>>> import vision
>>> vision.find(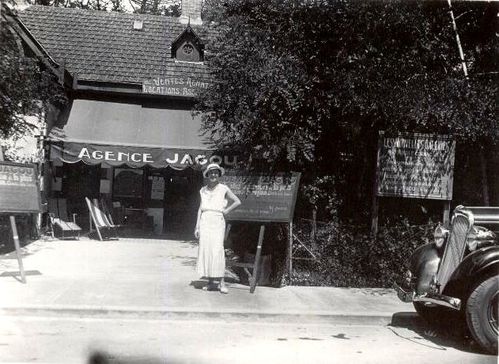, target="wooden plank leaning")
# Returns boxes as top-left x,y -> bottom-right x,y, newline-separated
225,223 -> 266,294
